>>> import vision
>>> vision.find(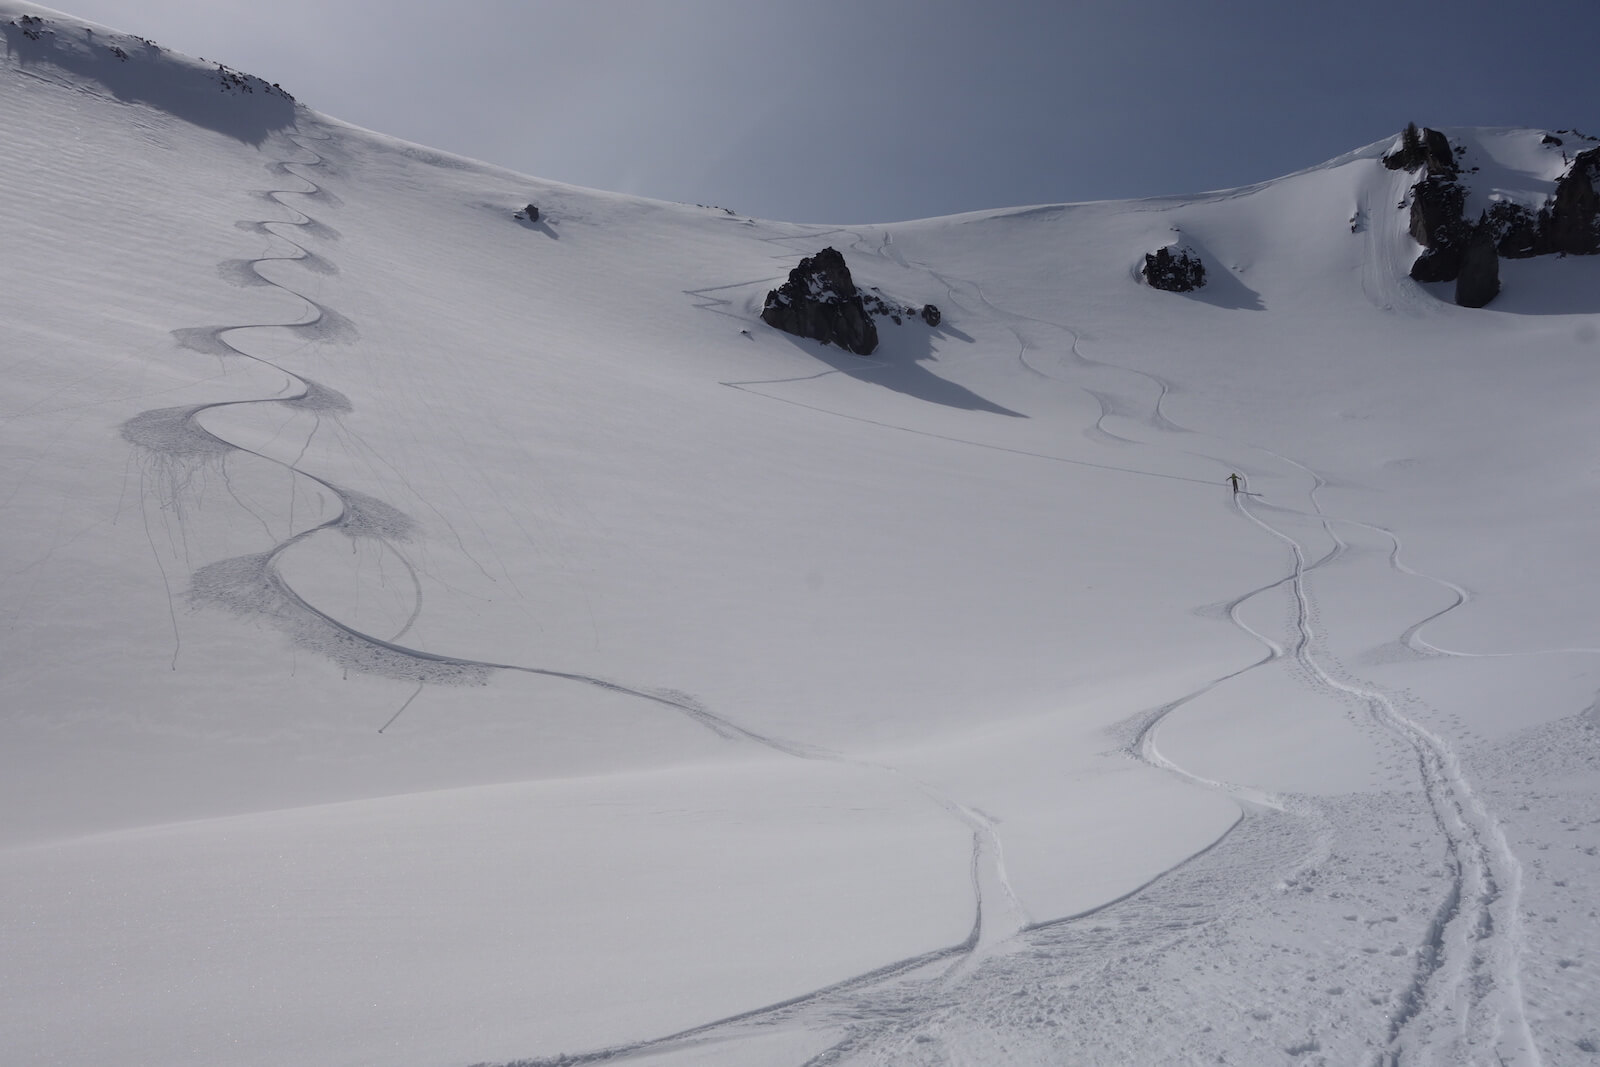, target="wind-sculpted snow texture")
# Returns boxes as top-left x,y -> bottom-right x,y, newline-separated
3,5 -> 1599,1066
